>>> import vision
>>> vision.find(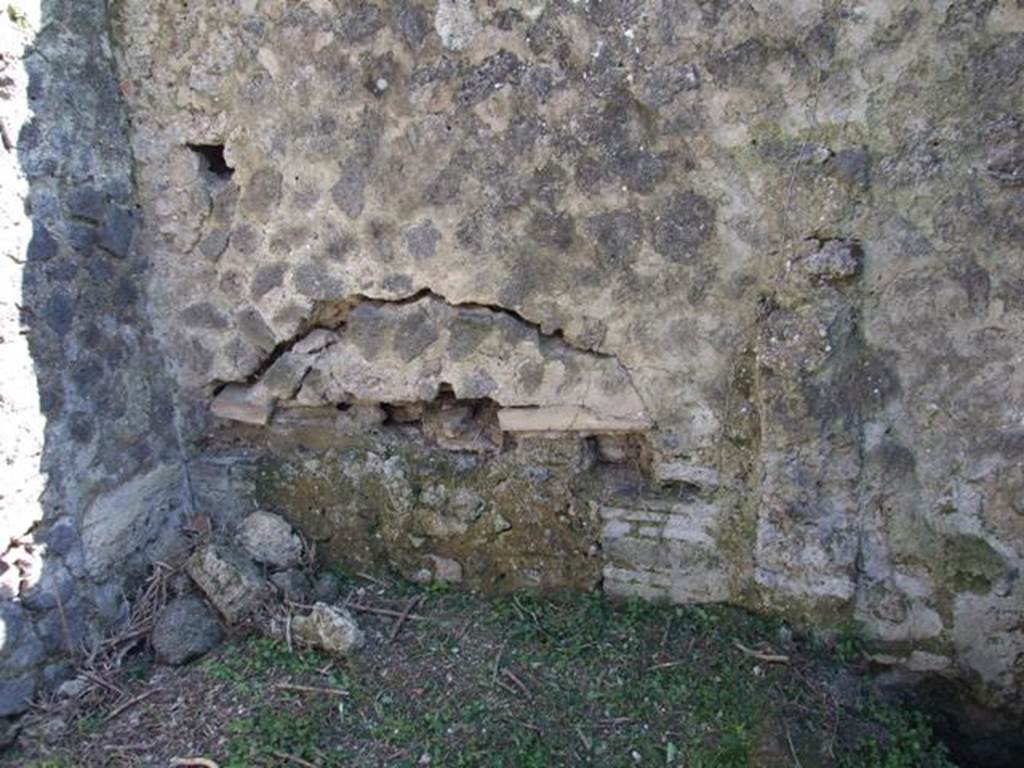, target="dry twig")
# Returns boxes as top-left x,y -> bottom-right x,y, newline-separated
356,571 -> 386,586
79,670 -> 125,697
347,602 -> 428,621
502,669 -> 531,697
784,719 -> 804,768
103,688 -> 159,723
647,661 -> 685,671
271,750 -> 320,768
389,594 -> 425,643
513,719 -> 543,734
734,640 -> 790,664
272,683 -> 348,697
102,743 -> 155,752
495,679 -> 519,697
85,561 -> 178,676
491,639 -> 509,685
